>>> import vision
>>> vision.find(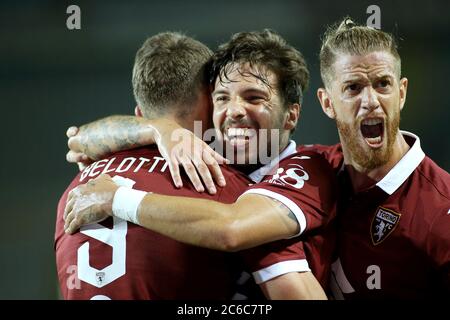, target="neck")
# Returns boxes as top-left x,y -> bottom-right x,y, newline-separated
278,132 -> 291,155
343,131 -> 410,192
